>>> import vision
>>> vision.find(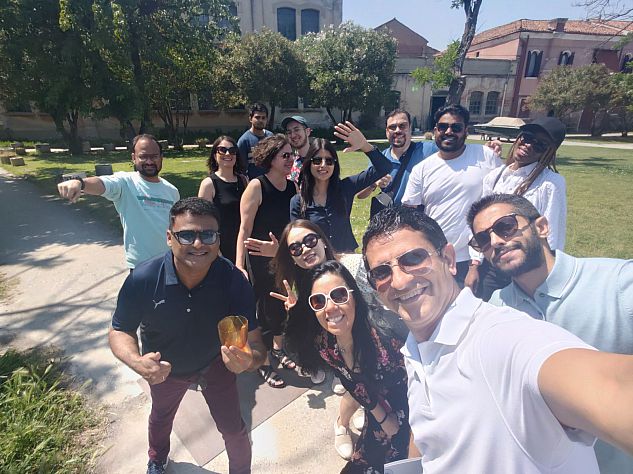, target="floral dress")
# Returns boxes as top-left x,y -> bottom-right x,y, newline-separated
316,325 -> 409,473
